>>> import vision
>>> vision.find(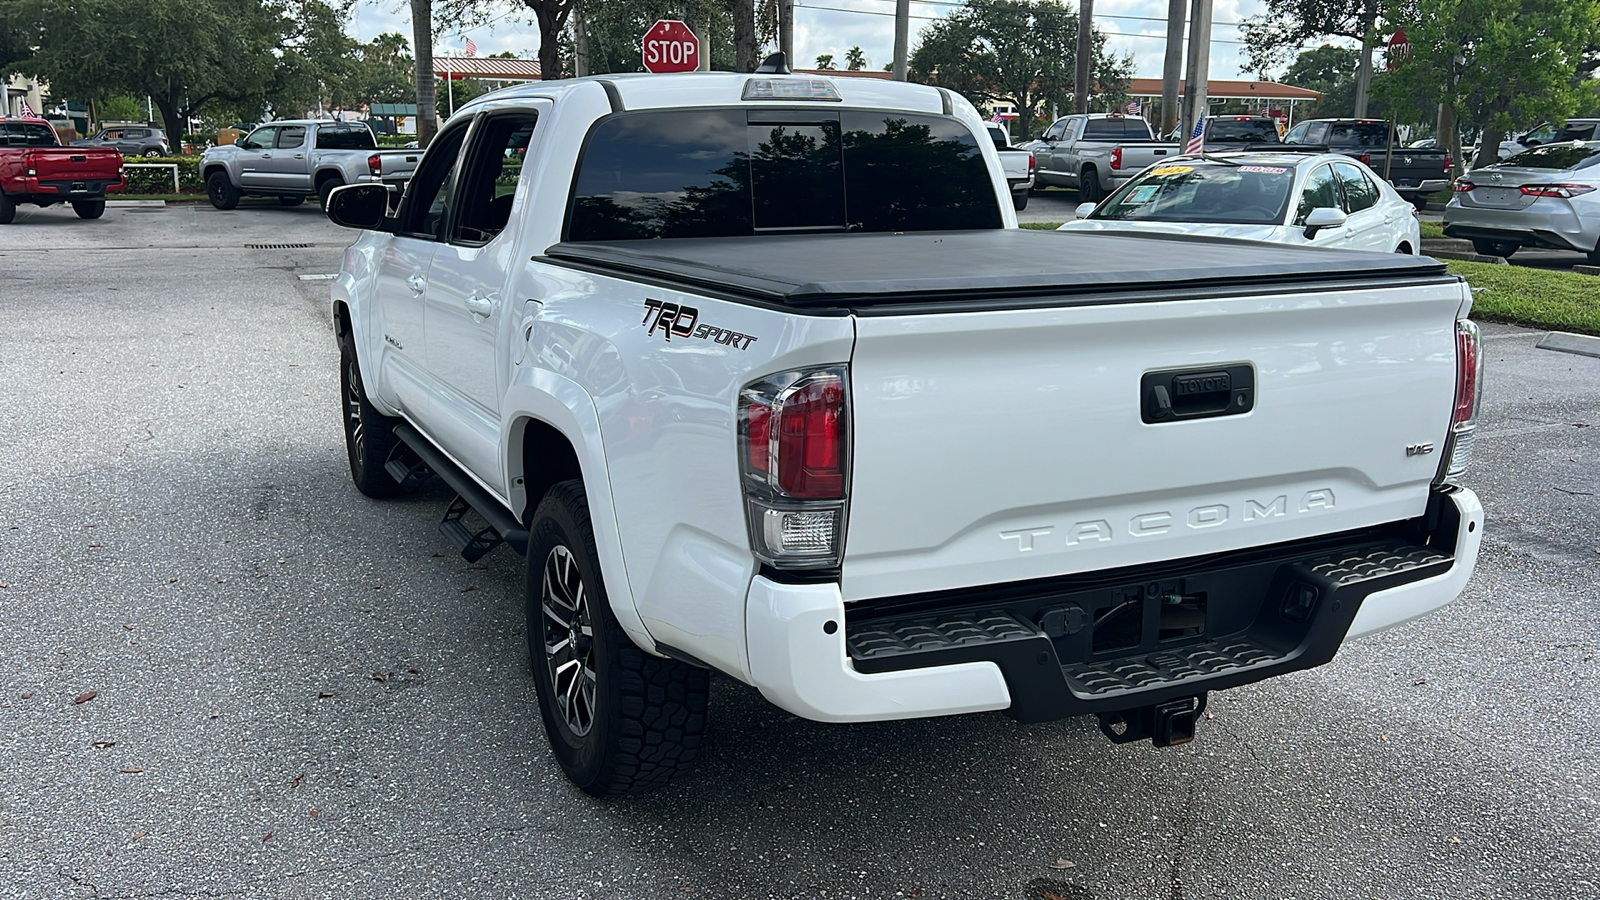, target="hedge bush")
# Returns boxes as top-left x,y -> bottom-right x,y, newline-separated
122,155 -> 204,193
